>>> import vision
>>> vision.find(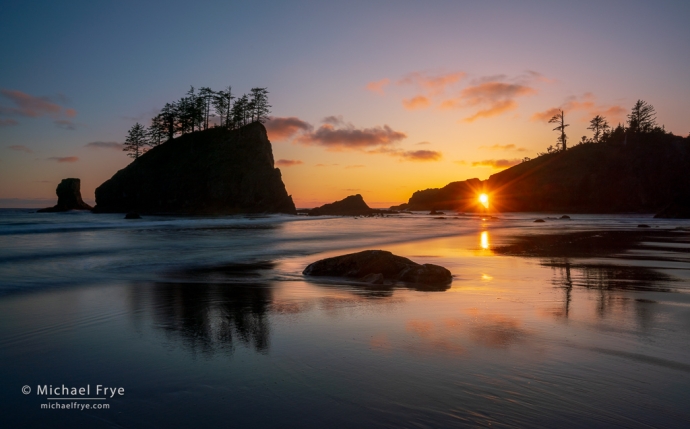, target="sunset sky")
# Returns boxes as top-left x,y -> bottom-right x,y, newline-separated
2,0 -> 689,208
